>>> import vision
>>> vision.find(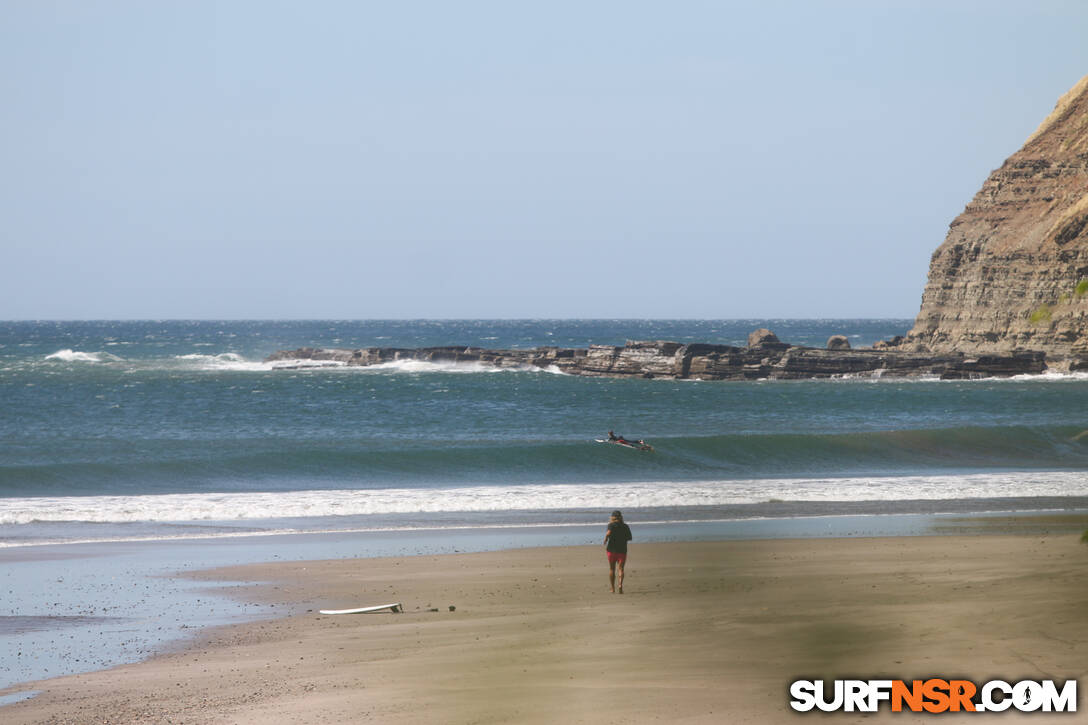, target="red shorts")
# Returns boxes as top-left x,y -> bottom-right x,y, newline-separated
607,551 -> 627,565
